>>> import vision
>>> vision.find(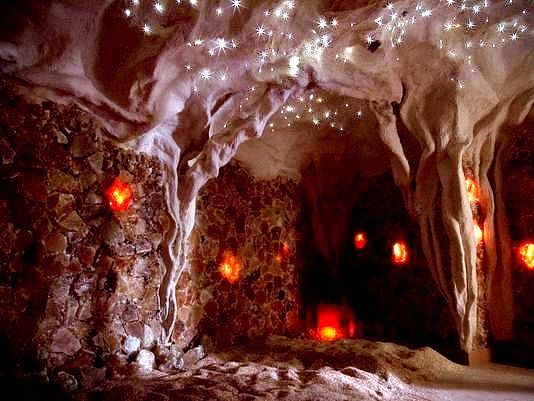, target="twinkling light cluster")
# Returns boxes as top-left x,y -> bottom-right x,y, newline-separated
265,90 -> 367,134
371,0 -> 530,88
121,0 -> 530,134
